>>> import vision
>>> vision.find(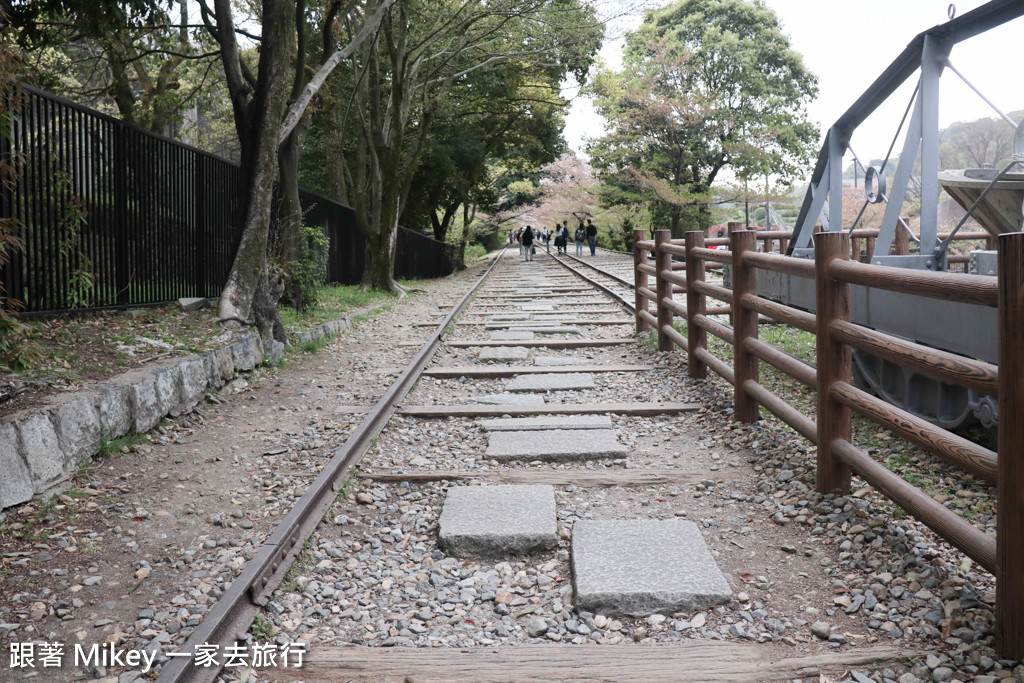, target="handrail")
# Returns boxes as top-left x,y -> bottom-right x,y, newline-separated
630,227 -> 1024,657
